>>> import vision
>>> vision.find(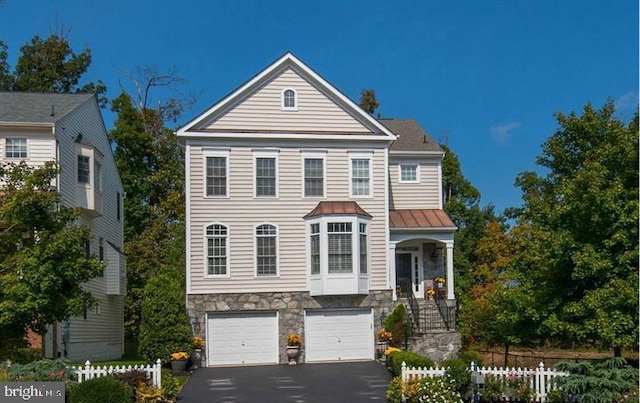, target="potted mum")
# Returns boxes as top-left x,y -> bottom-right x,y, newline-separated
170,351 -> 190,375
285,333 -> 302,365
376,328 -> 392,361
191,336 -> 205,369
